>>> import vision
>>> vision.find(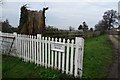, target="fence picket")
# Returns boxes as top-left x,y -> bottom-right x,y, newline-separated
37,34 -> 40,65
23,35 -> 26,61
42,37 -> 45,66
16,34 -> 18,54
21,35 -> 24,60
55,38 -> 57,69
26,37 -> 28,61
32,36 -> 34,62
58,38 -> 61,70
27,37 -> 29,61
29,35 -> 32,62
26,38 -> 29,61
36,36 -> 38,64
66,39 -> 70,74
70,40 -> 74,75
62,39 -> 65,73
19,35 -> 21,57
48,37 -> 51,67
21,35 -> 23,59
25,36 -> 27,61
34,38 -> 37,64
27,36 -> 30,61
39,35 -> 42,65
16,34 -> 19,56
45,37 -> 48,67
33,36 -> 36,63
51,38 -> 54,67
22,35 -> 24,60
